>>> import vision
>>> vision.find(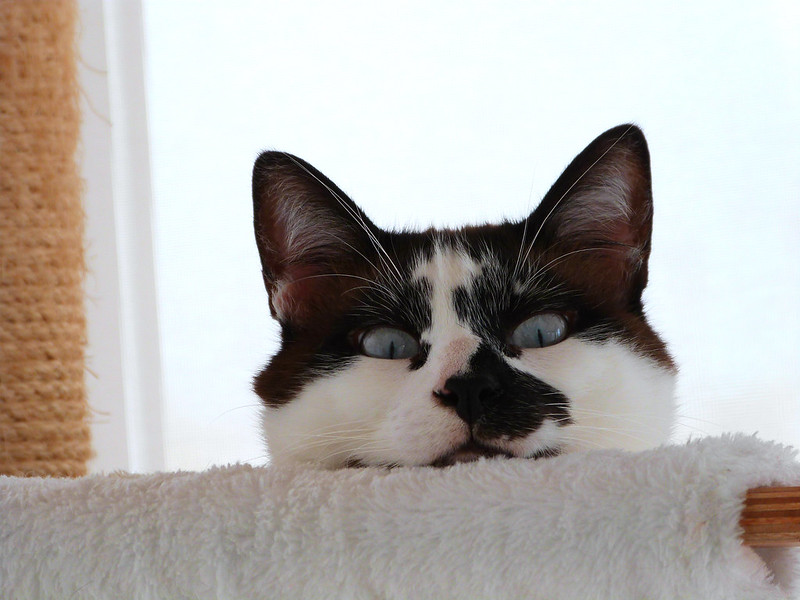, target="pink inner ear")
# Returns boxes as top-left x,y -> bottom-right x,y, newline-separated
259,187 -> 361,322
536,151 -> 652,310
269,263 -> 334,322
254,153 -> 385,324
270,279 -> 302,322
552,151 -> 645,243
262,197 -> 344,272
